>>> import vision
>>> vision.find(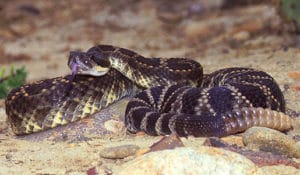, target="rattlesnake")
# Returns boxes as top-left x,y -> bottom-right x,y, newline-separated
5,45 -> 293,136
